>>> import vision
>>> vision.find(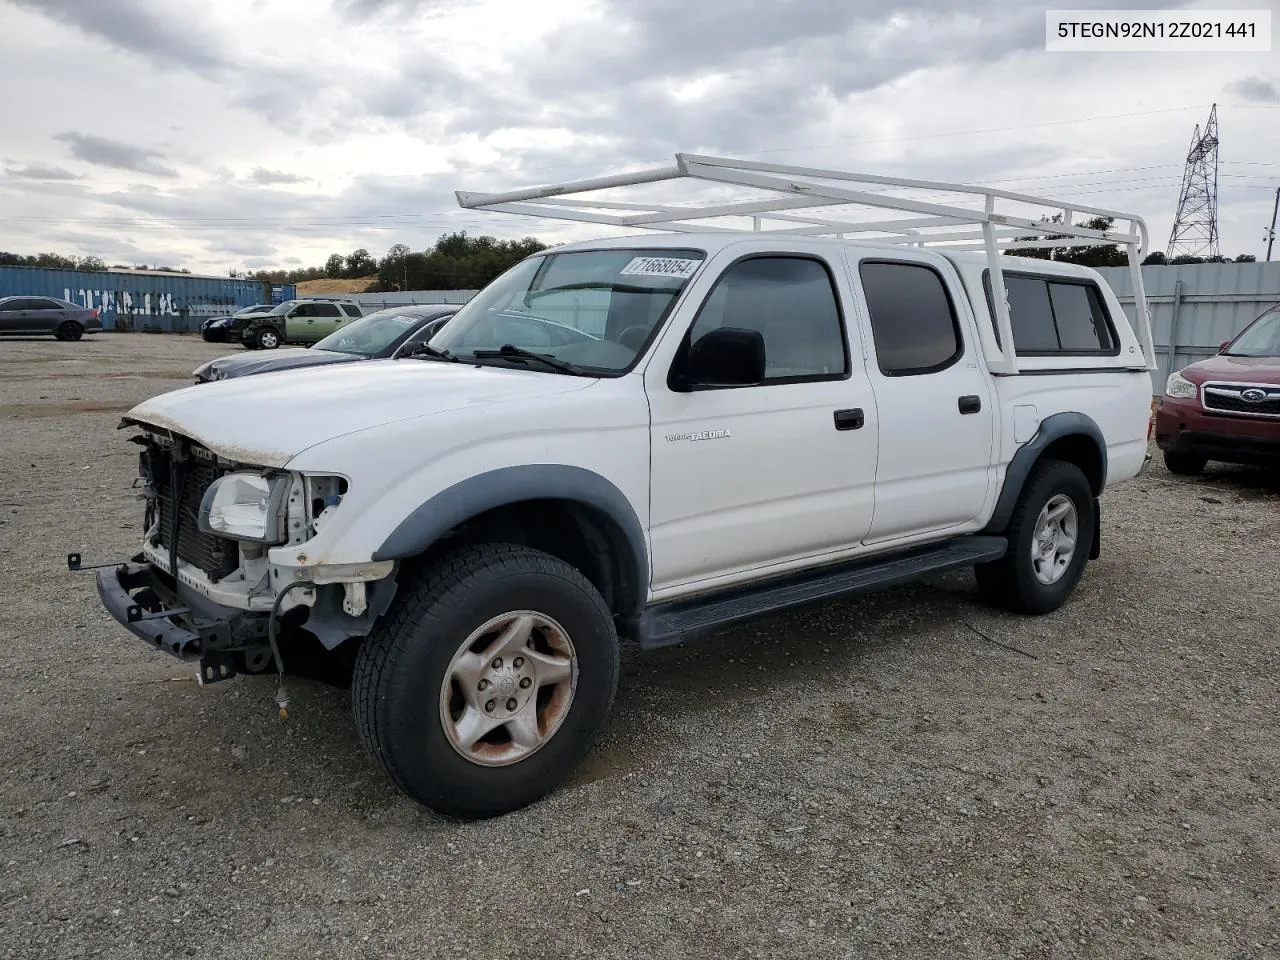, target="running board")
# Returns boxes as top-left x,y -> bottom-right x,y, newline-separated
635,535 -> 1008,650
